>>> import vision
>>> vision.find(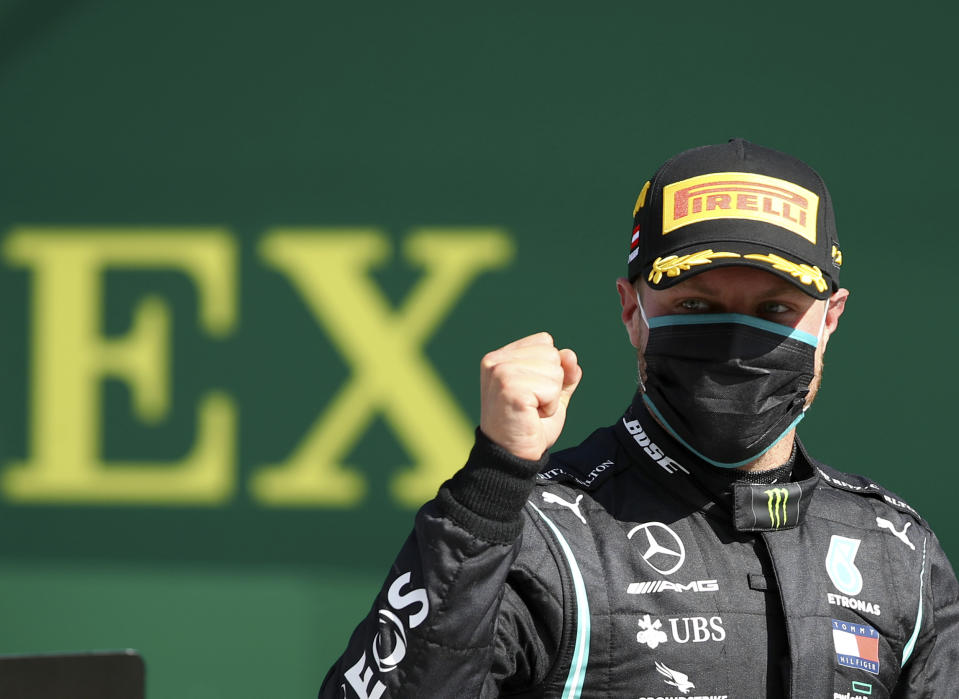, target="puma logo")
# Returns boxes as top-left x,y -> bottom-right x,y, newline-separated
876,517 -> 915,550
542,491 -> 586,524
